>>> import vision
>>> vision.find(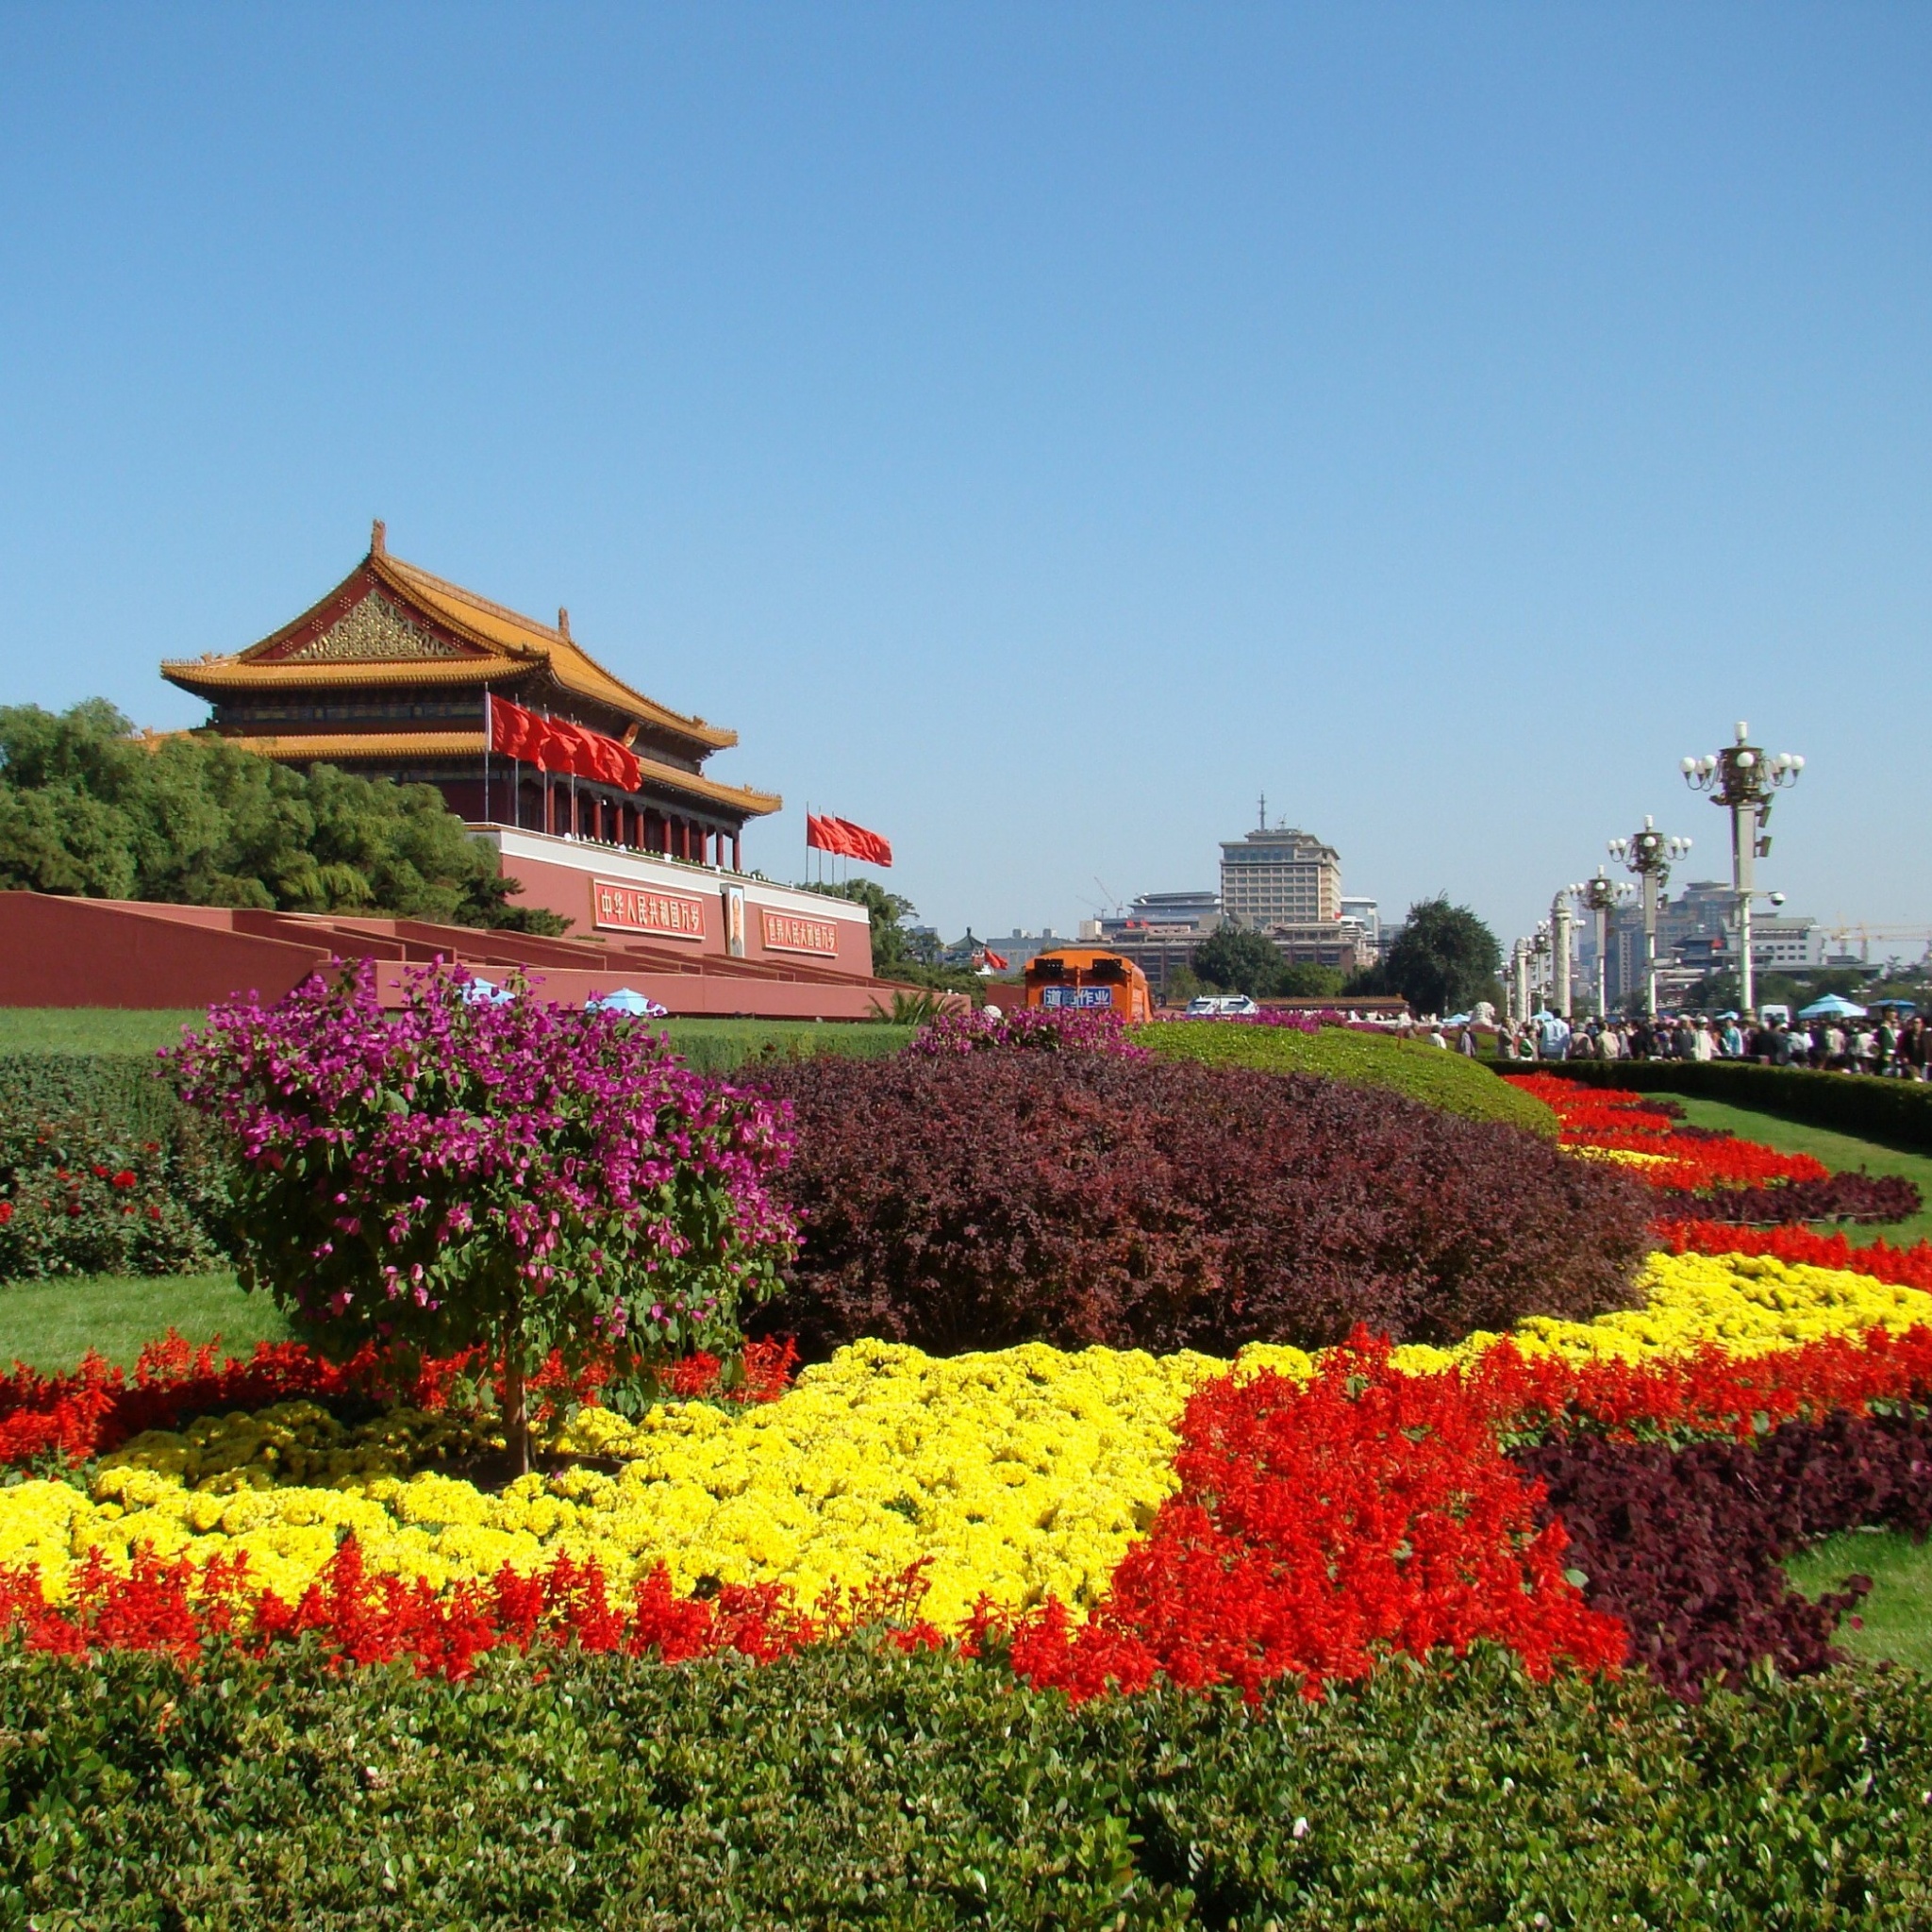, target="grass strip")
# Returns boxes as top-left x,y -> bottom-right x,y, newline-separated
0,1271 -> 286,1372
1141,1022 -> 1558,1136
